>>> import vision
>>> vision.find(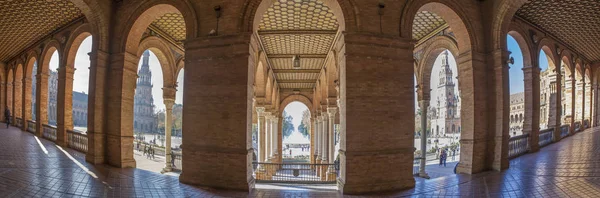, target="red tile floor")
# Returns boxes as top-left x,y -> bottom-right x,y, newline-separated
1,124 -> 600,197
